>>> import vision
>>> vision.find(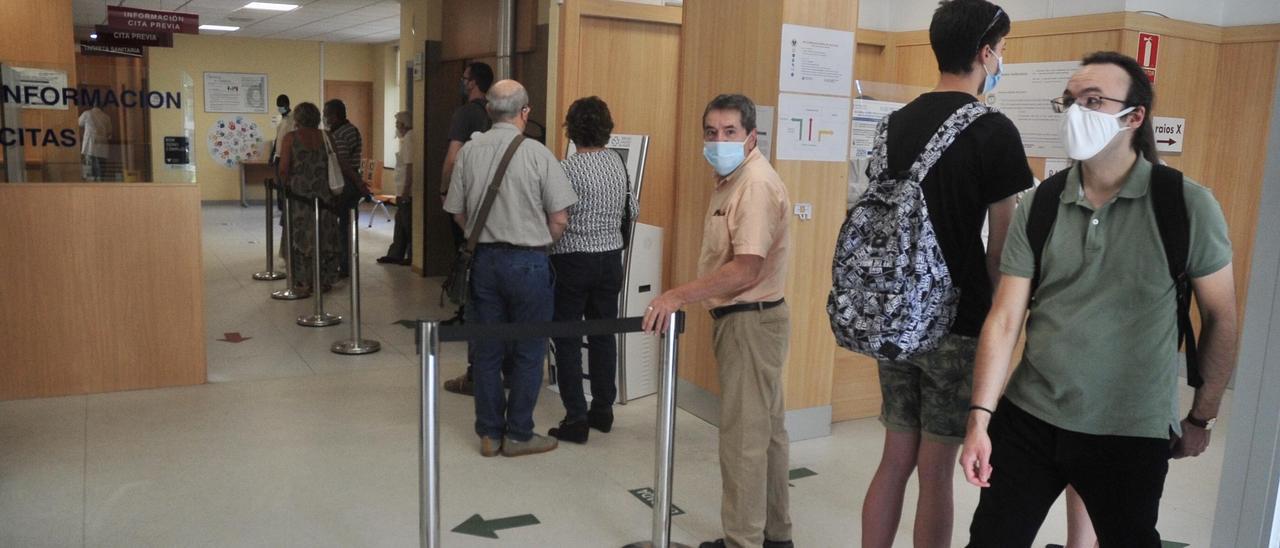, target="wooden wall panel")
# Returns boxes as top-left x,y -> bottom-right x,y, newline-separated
672,0 -> 855,413
1204,41 -> 1279,316
574,17 -> 680,245
0,184 -> 206,400
441,0 -> 538,61
672,0 -> 785,397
